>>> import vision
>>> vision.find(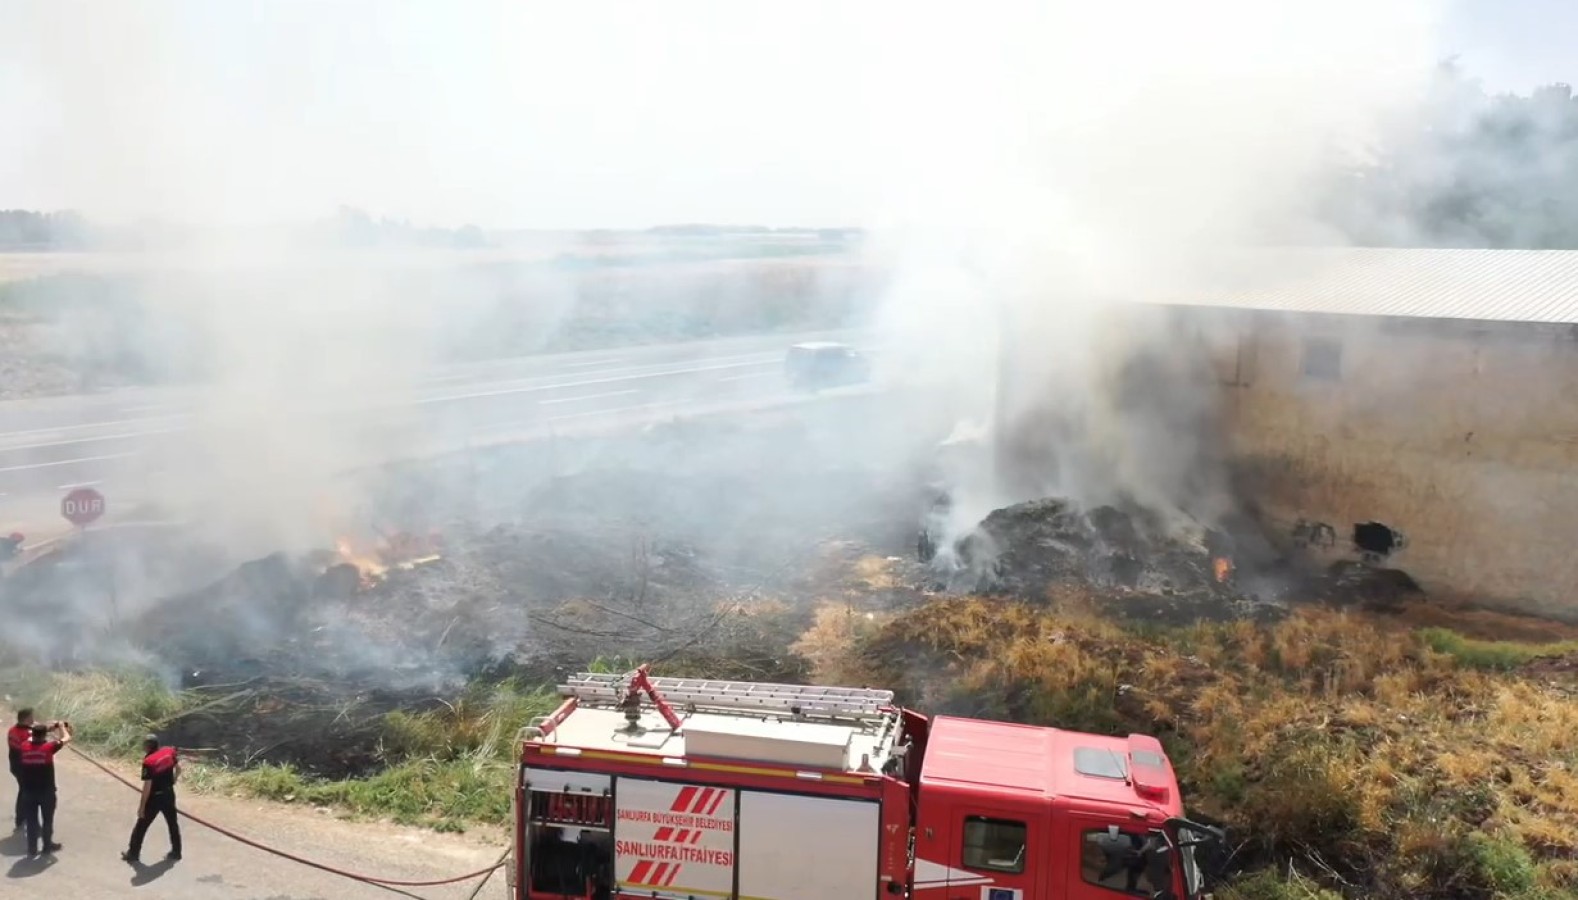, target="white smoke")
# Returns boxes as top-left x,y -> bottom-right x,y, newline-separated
857,0 -> 1451,555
